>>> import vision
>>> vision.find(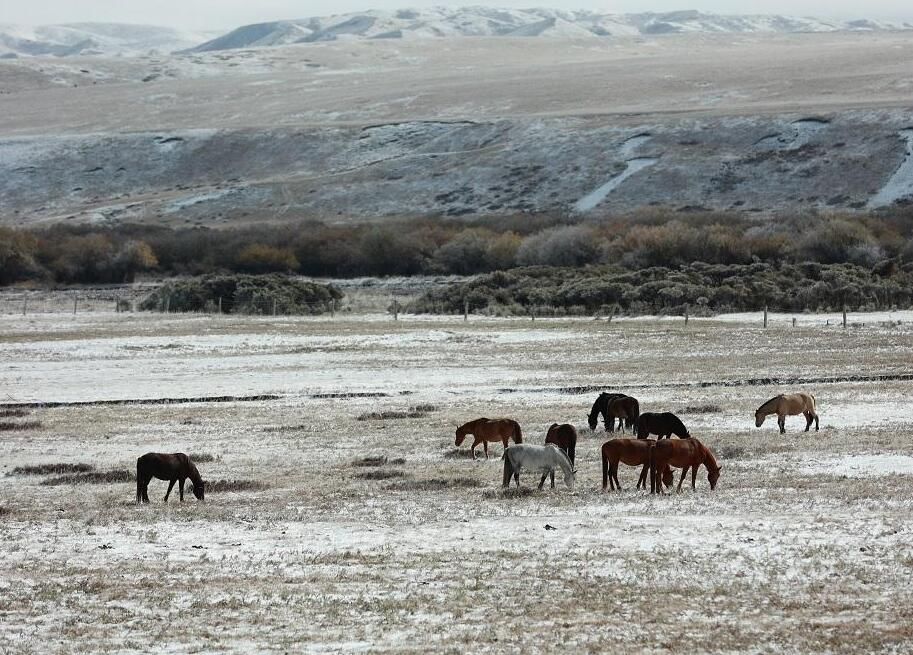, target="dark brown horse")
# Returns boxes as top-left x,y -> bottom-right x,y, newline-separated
601,438 -> 673,491
587,392 -> 627,431
650,438 -> 721,493
636,412 -> 691,439
606,396 -> 640,433
542,423 -> 577,488
136,453 -> 205,503
455,418 -> 523,460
